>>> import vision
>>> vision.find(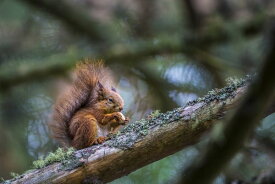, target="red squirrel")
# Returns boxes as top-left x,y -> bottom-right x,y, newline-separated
49,60 -> 129,149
